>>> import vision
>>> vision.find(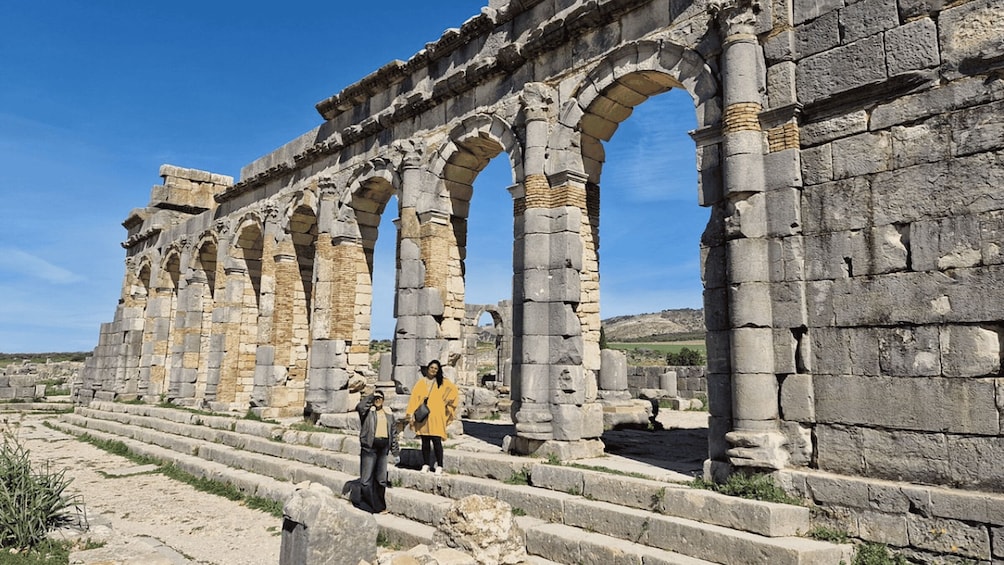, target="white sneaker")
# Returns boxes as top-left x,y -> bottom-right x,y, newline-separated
434,466 -> 443,475
420,465 -> 430,473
